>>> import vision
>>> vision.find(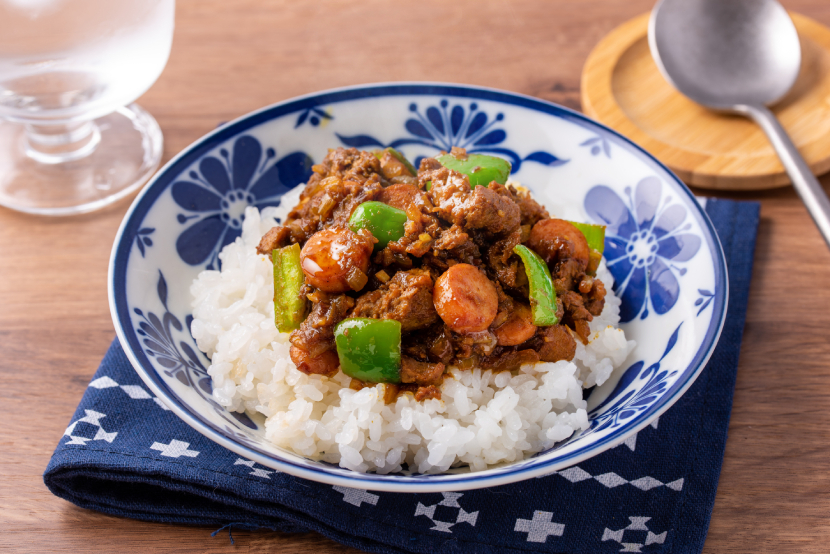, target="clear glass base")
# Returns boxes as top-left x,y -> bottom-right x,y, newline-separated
0,103 -> 162,216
